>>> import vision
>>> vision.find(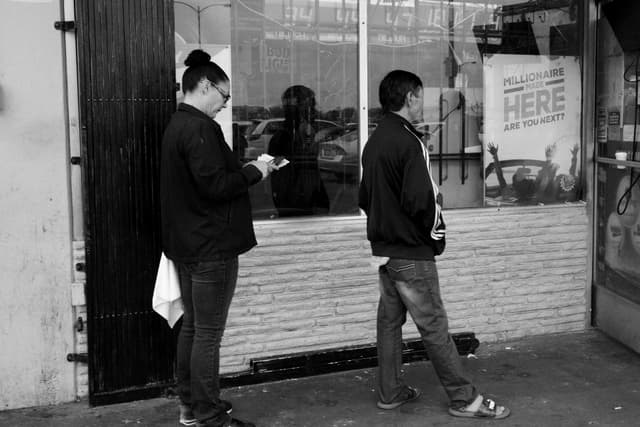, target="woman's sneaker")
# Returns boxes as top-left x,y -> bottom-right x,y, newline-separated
195,417 -> 255,427
179,401 -> 233,426
376,386 -> 421,410
226,419 -> 256,427
178,405 -> 196,427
